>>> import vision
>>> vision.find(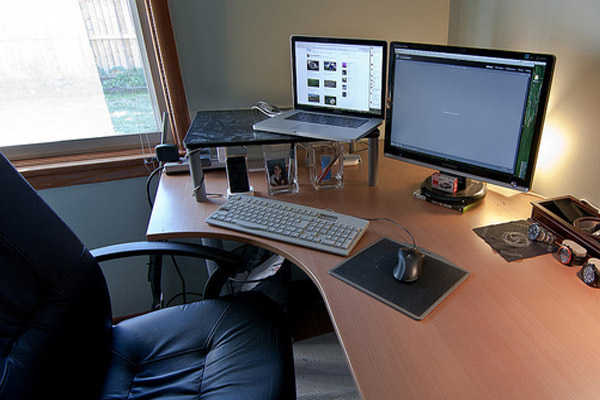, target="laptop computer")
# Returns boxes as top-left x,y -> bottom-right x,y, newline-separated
253,36 -> 387,142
